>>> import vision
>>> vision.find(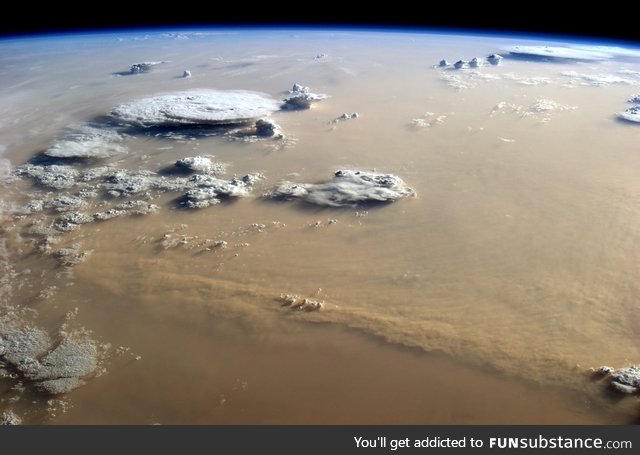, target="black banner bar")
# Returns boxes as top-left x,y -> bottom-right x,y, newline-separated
1,426 -> 639,454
